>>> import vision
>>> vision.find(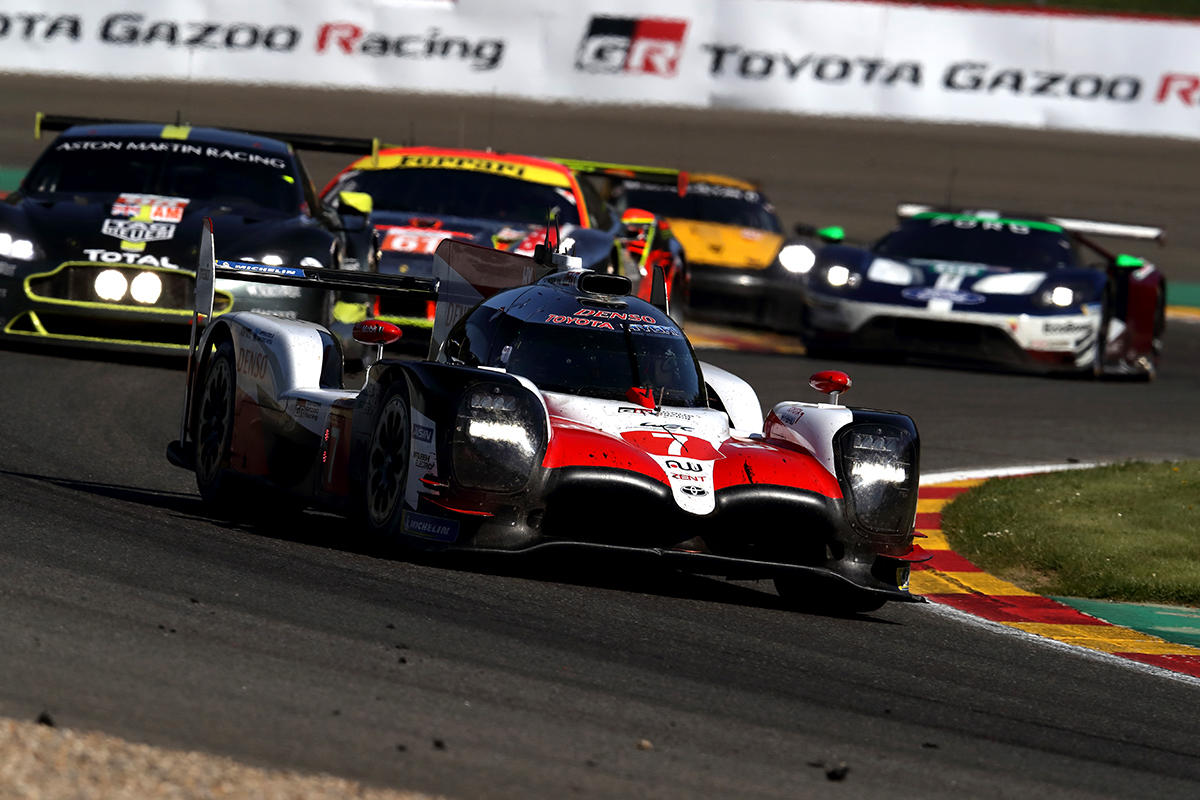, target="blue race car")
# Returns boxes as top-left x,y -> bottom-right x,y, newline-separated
795,204 -> 1167,378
